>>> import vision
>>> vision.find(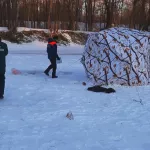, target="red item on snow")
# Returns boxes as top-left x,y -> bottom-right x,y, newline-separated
11,68 -> 21,75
